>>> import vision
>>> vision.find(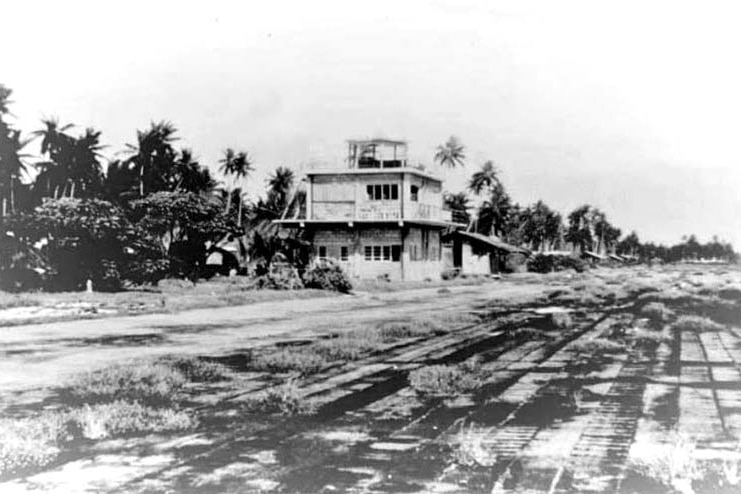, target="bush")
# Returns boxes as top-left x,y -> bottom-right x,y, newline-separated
0,413 -> 64,477
68,361 -> 187,404
252,348 -> 329,375
640,302 -> 674,327
441,268 -> 460,281
408,360 -> 486,397
314,330 -> 381,361
302,259 -> 352,293
528,254 -> 588,274
571,338 -> 625,355
671,316 -> 725,333
376,320 -> 441,340
244,381 -> 313,415
158,356 -> 229,382
69,401 -> 196,440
